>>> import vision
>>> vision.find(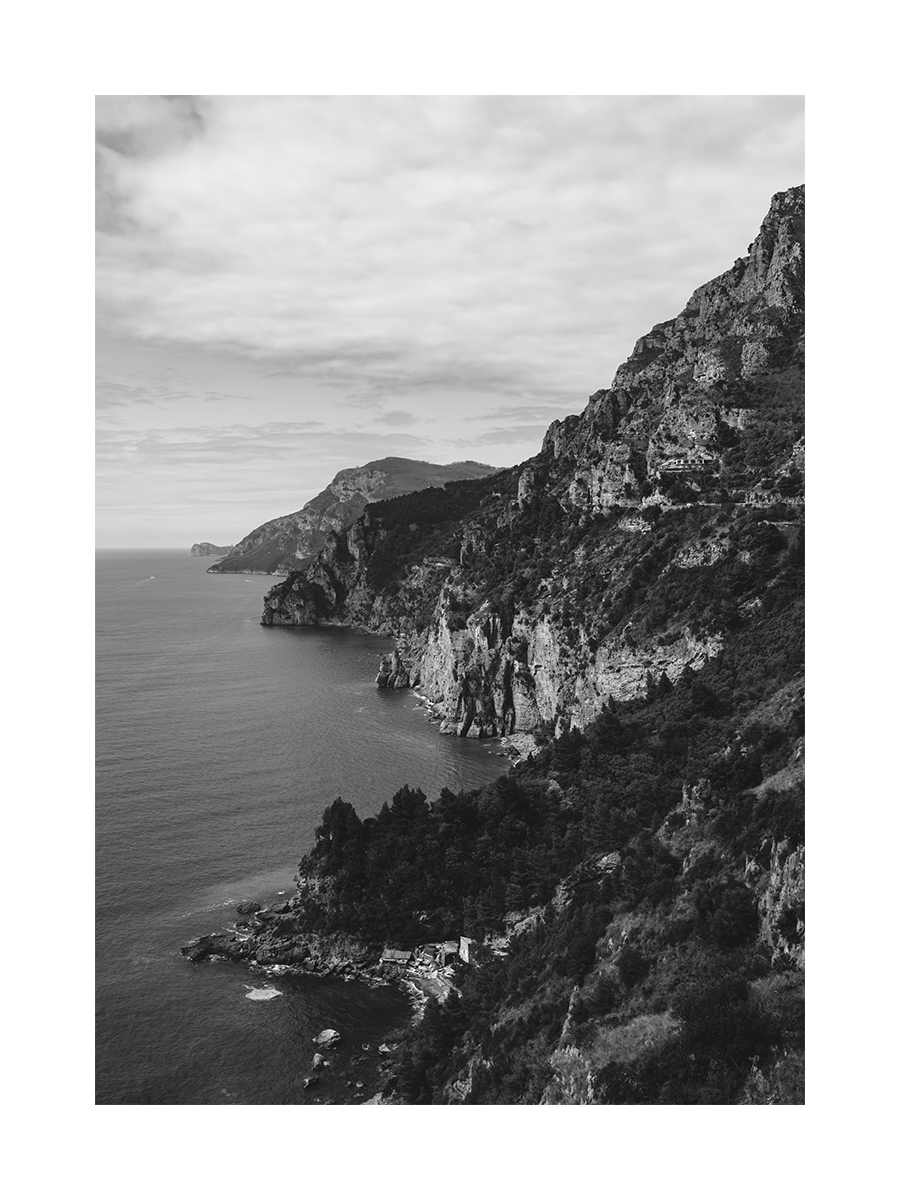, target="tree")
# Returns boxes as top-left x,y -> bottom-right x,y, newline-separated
616,945 -> 650,989
707,884 -> 759,949
675,975 -> 770,1067
388,785 -> 430,824
312,798 -> 363,873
